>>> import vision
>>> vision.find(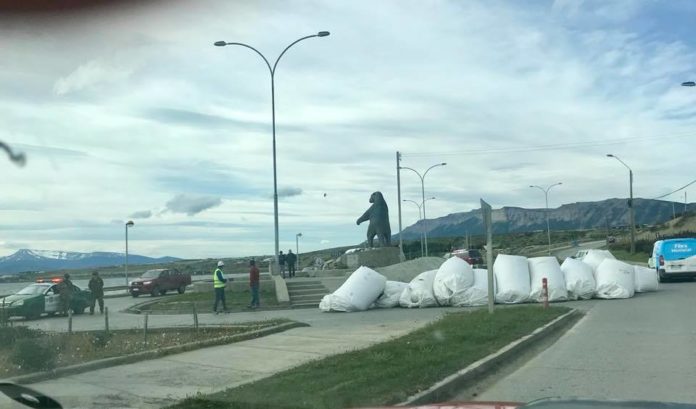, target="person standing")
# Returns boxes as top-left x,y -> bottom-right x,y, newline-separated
278,250 -> 287,278
213,261 -> 229,314
88,270 -> 105,314
57,273 -> 74,316
286,249 -> 297,278
248,259 -> 260,309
